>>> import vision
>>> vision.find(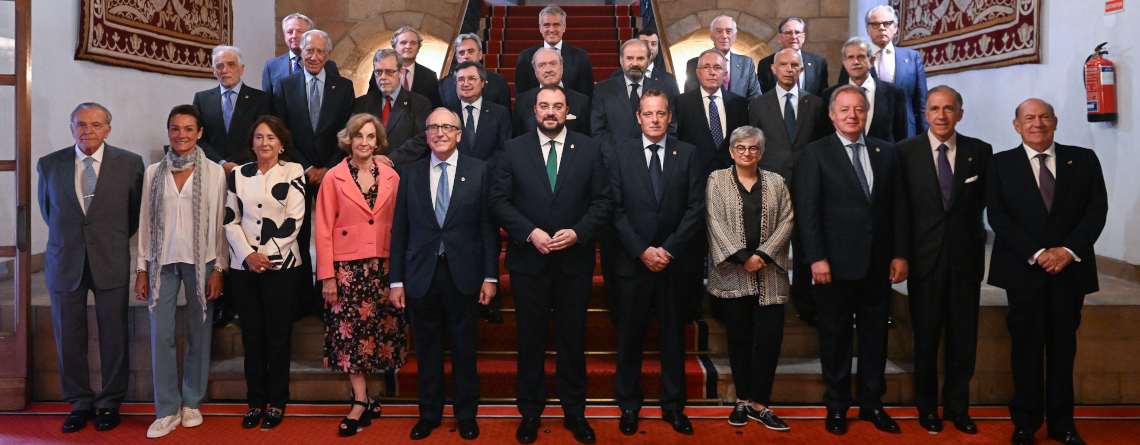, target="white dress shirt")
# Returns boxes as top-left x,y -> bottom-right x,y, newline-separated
538,126 -> 568,173
625,76 -> 643,97
1021,143 -> 1080,264
646,62 -> 656,79
928,131 -> 957,175
642,134 -> 667,169
160,170 -> 202,265
775,83 -> 800,119
460,96 -> 483,134
74,144 -> 104,213
545,41 -> 564,51
701,89 -> 728,140
837,132 -> 874,192
850,75 -> 877,134
875,42 -> 896,83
